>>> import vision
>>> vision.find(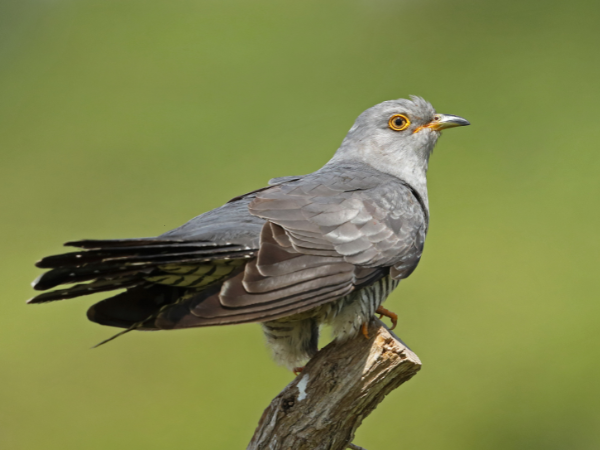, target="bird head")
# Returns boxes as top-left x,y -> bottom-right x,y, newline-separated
335,96 -> 469,163
328,96 -> 469,208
